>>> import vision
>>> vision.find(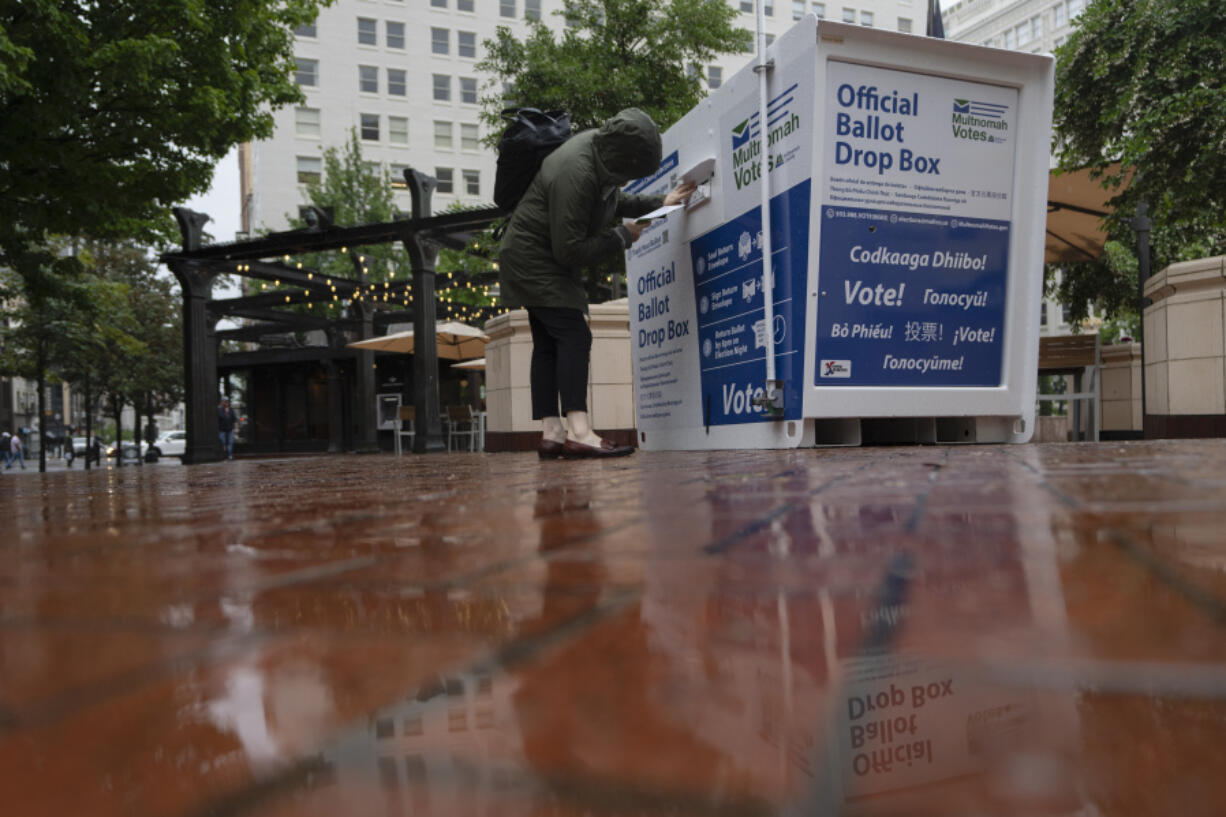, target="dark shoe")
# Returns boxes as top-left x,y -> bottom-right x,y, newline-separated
538,438 -> 565,460
561,438 -> 635,459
